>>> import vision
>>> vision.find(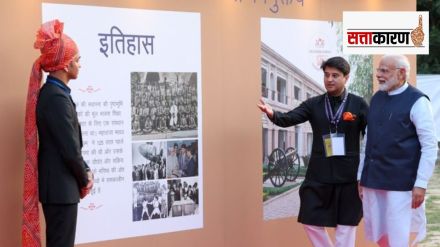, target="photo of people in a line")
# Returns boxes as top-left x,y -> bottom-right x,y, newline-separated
166,140 -> 198,178
132,141 -> 167,181
131,72 -> 198,140
132,181 -> 169,221
167,178 -> 199,217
